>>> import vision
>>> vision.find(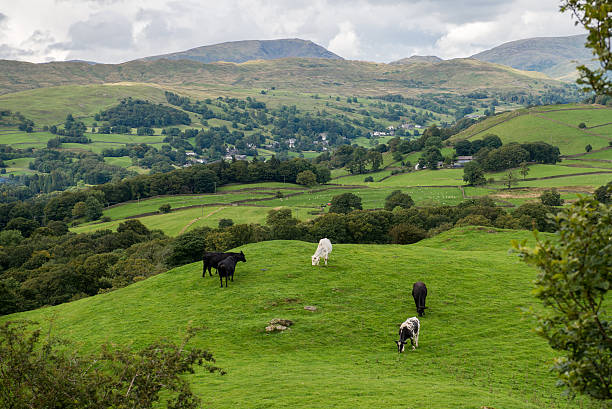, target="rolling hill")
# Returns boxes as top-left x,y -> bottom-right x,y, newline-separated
471,34 -> 596,81
141,38 -> 343,64
450,104 -> 612,155
0,56 -> 572,97
1,228 -> 602,408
